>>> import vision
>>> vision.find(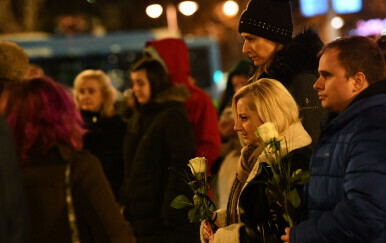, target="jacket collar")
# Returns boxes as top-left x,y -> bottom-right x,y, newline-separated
57,143 -> 73,161
267,28 -> 323,86
245,121 -> 312,185
324,79 -> 386,128
138,84 -> 190,112
349,78 -> 386,107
